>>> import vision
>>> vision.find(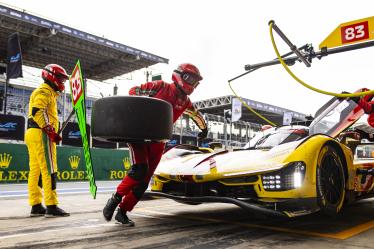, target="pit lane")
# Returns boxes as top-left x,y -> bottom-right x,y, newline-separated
0,182 -> 373,248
